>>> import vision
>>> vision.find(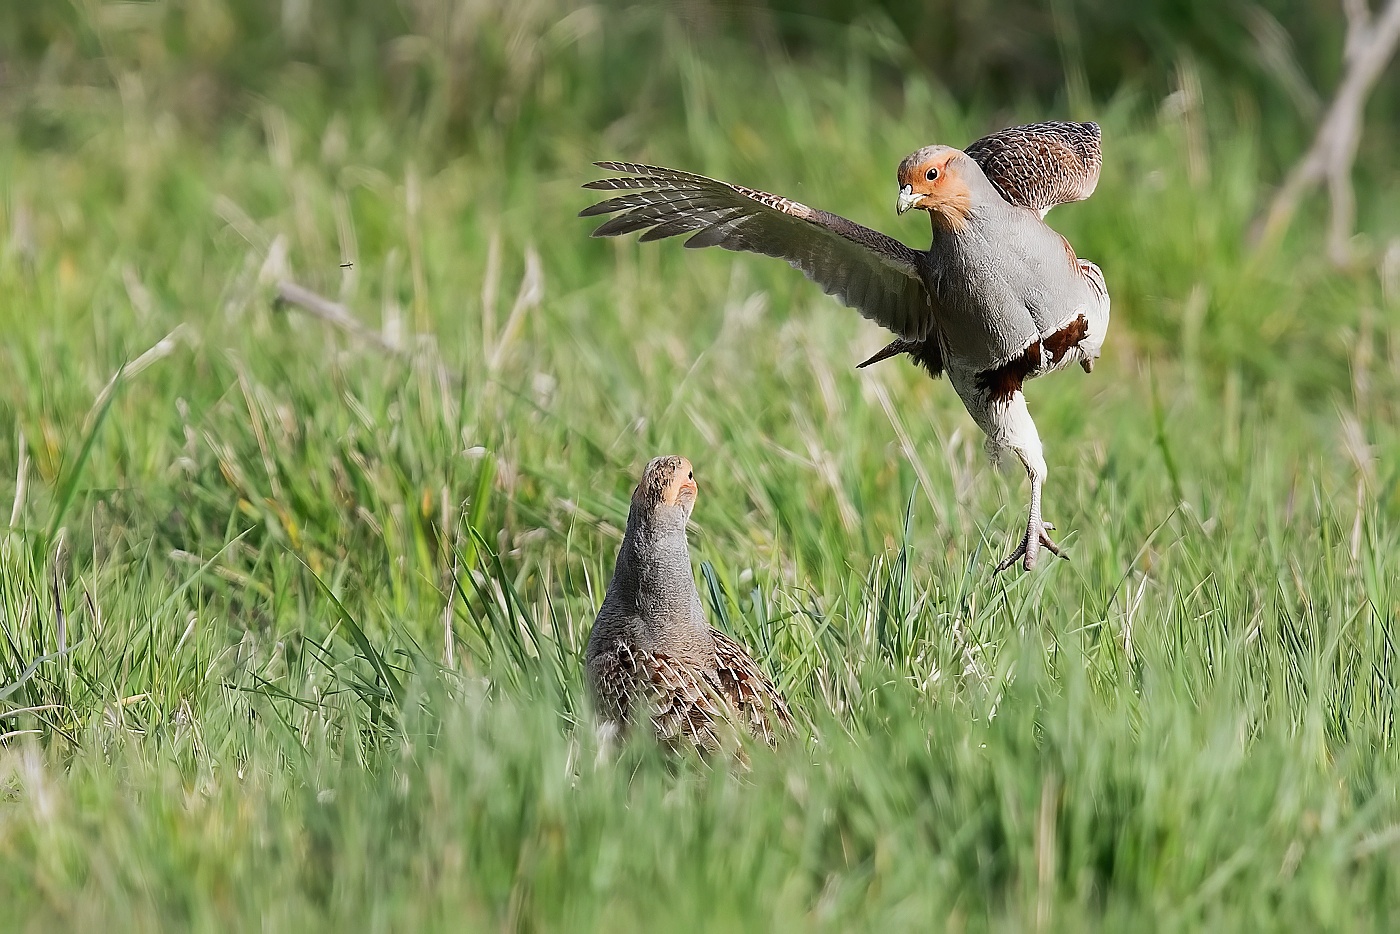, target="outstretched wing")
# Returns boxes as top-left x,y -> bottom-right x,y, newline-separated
582,162 -> 934,342
964,122 -> 1102,217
